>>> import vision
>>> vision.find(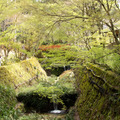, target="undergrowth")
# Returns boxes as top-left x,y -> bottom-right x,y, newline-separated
0,84 -> 19,119
17,74 -> 76,112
